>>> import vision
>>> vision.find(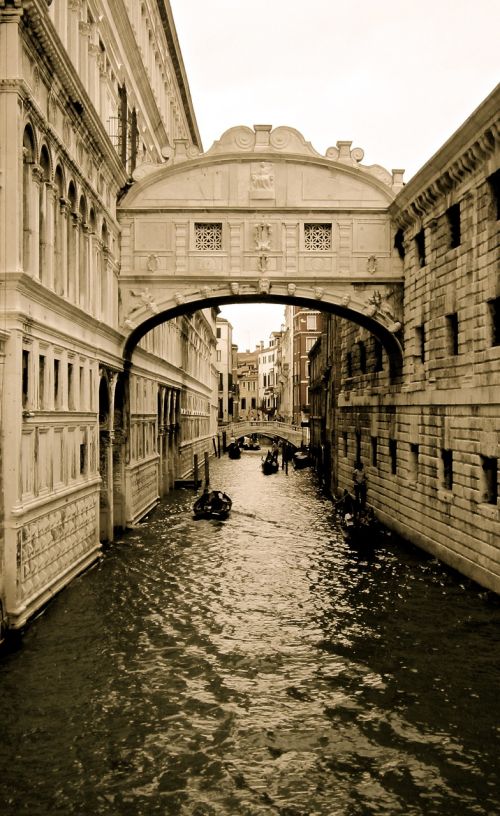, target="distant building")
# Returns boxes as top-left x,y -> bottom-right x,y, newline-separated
290,307 -> 322,425
258,333 -> 281,418
215,317 -> 234,422
235,348 -> 260,420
